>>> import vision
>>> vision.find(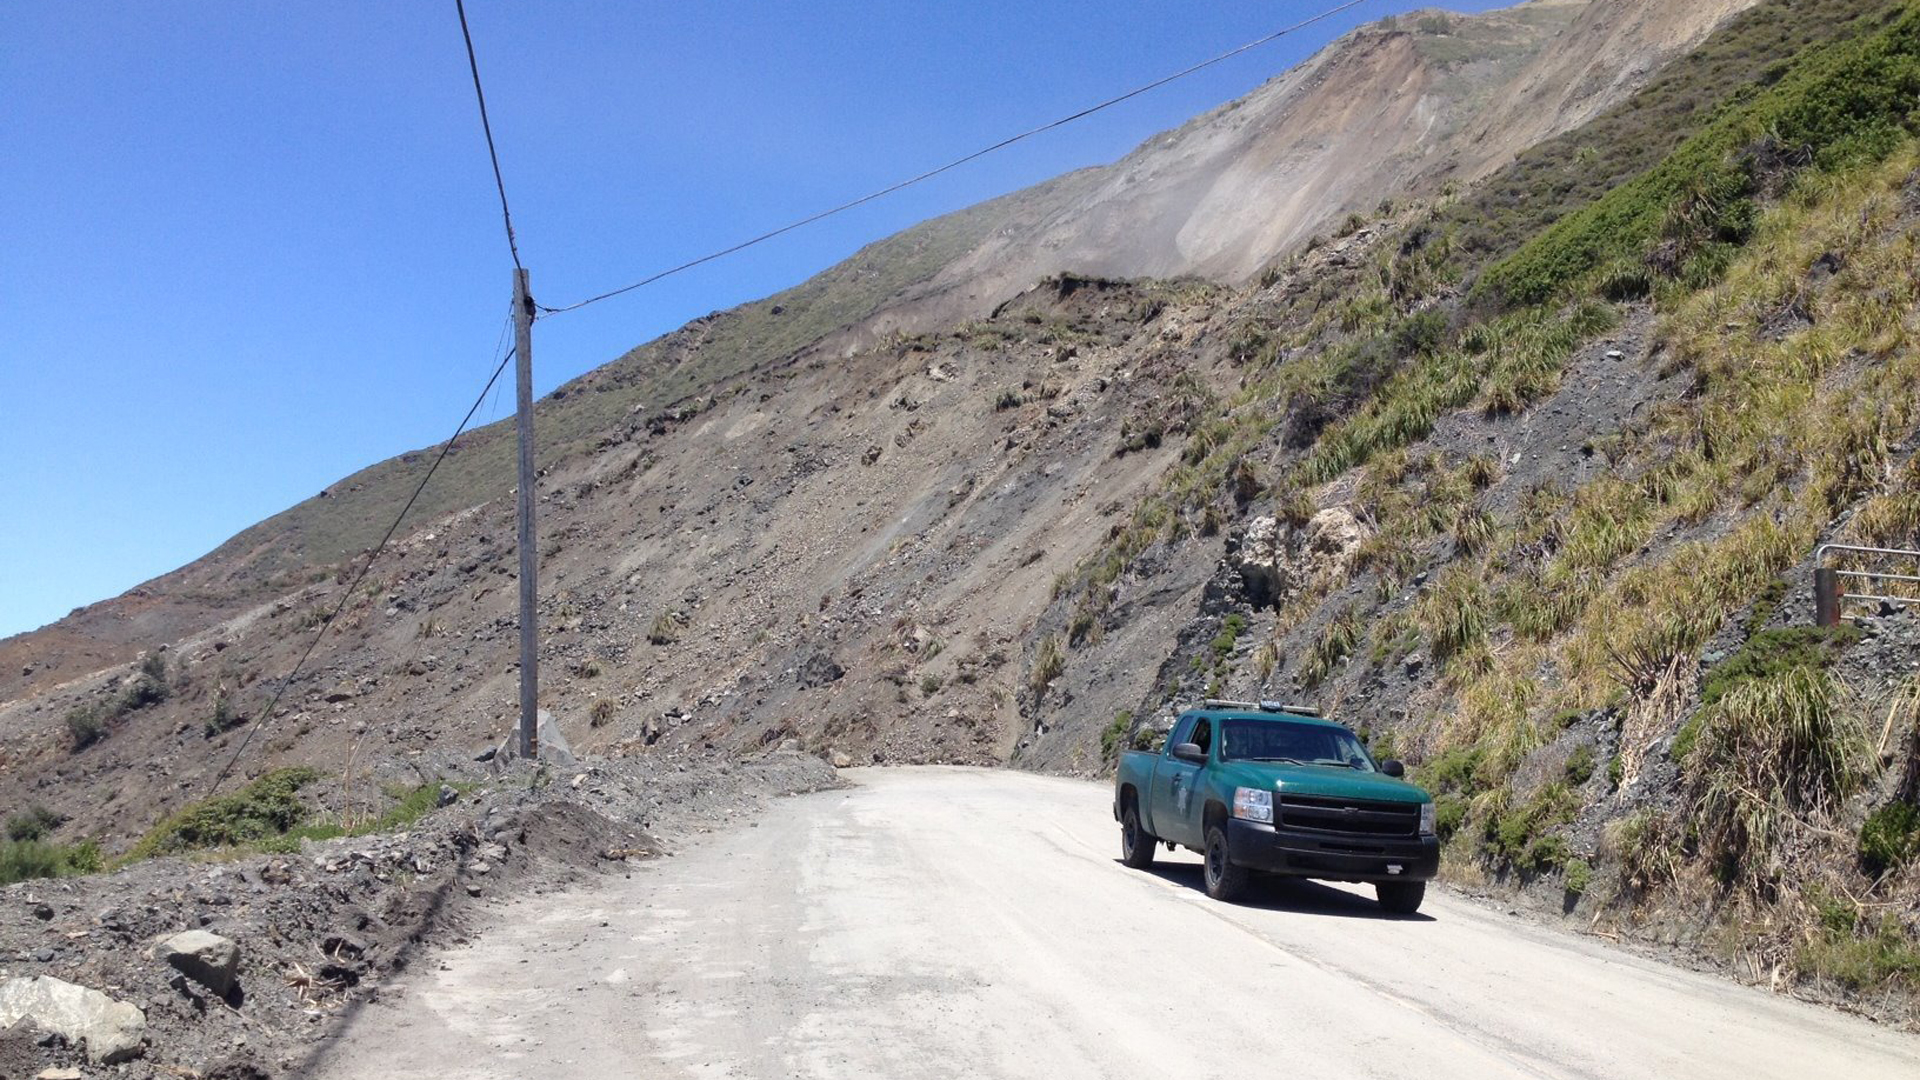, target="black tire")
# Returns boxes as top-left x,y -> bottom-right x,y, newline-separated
1203,825 -> 1250,902
1120,802 -> 1157,868
1376,880 -> 1426,915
